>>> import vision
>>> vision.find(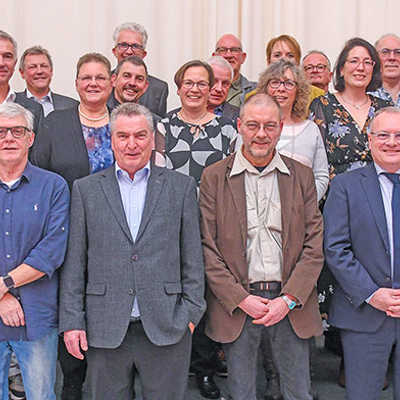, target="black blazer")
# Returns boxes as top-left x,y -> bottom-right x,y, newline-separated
18,90 -> 78,112
15,92 -> 44,136
138,74 -> 168,117
31,105 -> 91,190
